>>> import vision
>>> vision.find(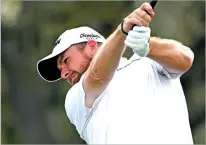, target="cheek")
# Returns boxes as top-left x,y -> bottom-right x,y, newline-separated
79,56 -> 91,71
70,55 -> 90,70
80,57 -> 90,68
